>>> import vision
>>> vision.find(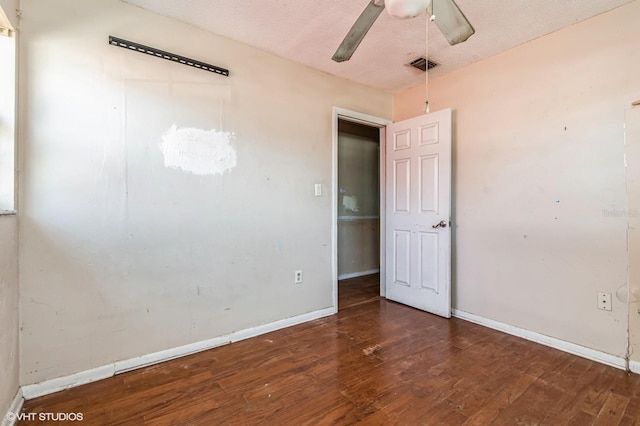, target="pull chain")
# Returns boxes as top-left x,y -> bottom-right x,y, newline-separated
425,11 -> 430,114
